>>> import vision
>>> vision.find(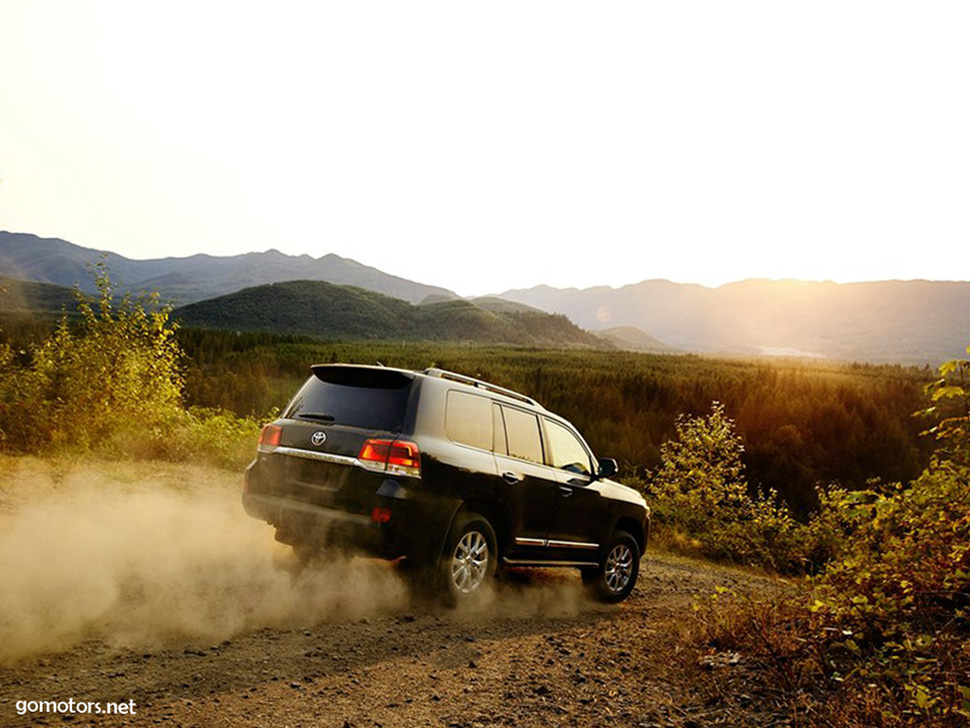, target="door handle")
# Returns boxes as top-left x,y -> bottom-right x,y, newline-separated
502,471 -> 523,485
559,486 -> 573,497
